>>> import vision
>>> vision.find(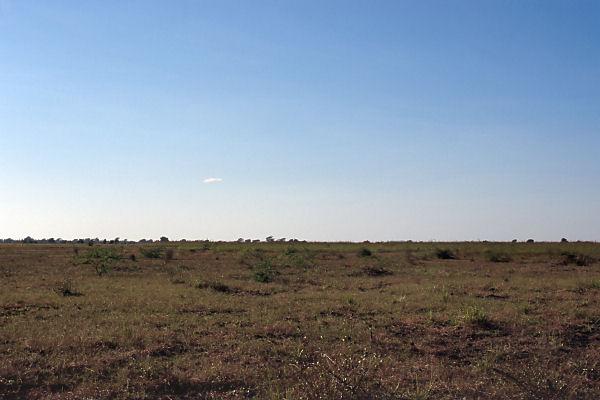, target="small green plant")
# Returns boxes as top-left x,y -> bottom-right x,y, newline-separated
253,260 -> 278,283
358,248 -> 372,257
436,249 -> 456,260
140,247 -> 164,259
